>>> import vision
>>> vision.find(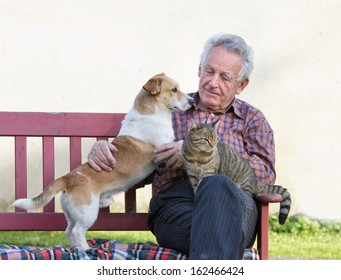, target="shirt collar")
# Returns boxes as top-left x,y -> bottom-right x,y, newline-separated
191,92 -> 244,119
